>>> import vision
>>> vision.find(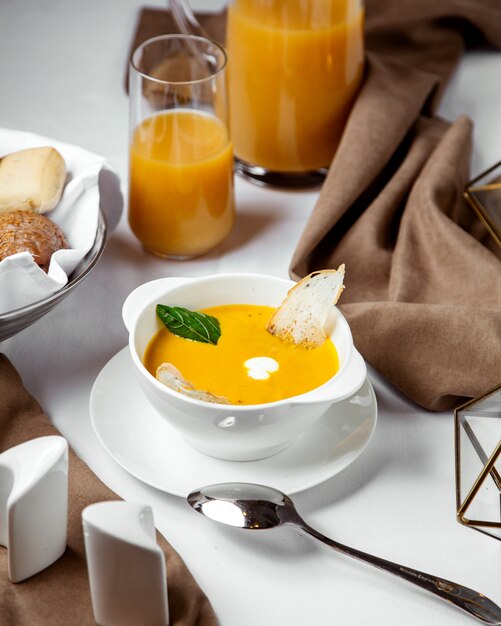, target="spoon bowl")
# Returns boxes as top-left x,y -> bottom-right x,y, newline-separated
188,483 -> 294,530
188,482 -> 501,625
